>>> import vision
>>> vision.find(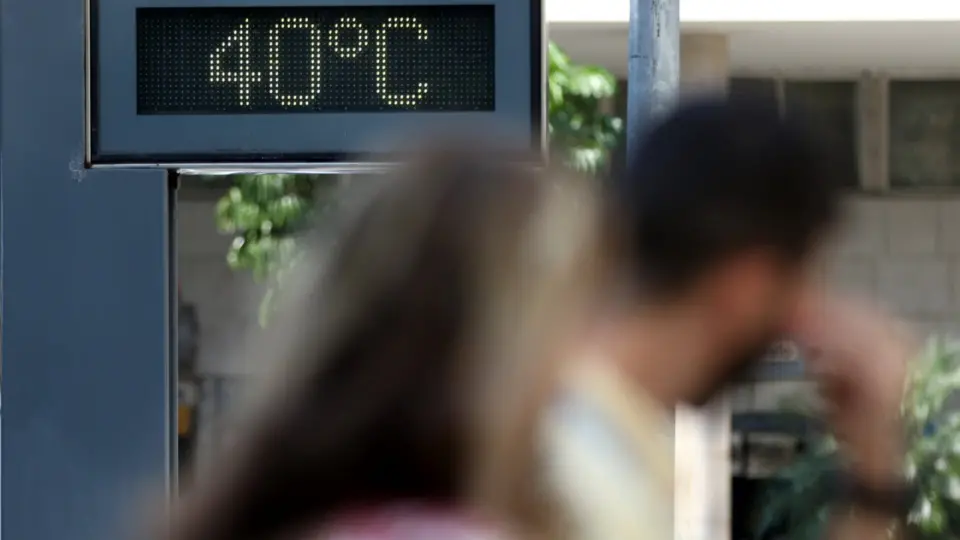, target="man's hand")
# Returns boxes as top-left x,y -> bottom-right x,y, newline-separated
790,295 -> 915,485
789,295 -> 916,540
